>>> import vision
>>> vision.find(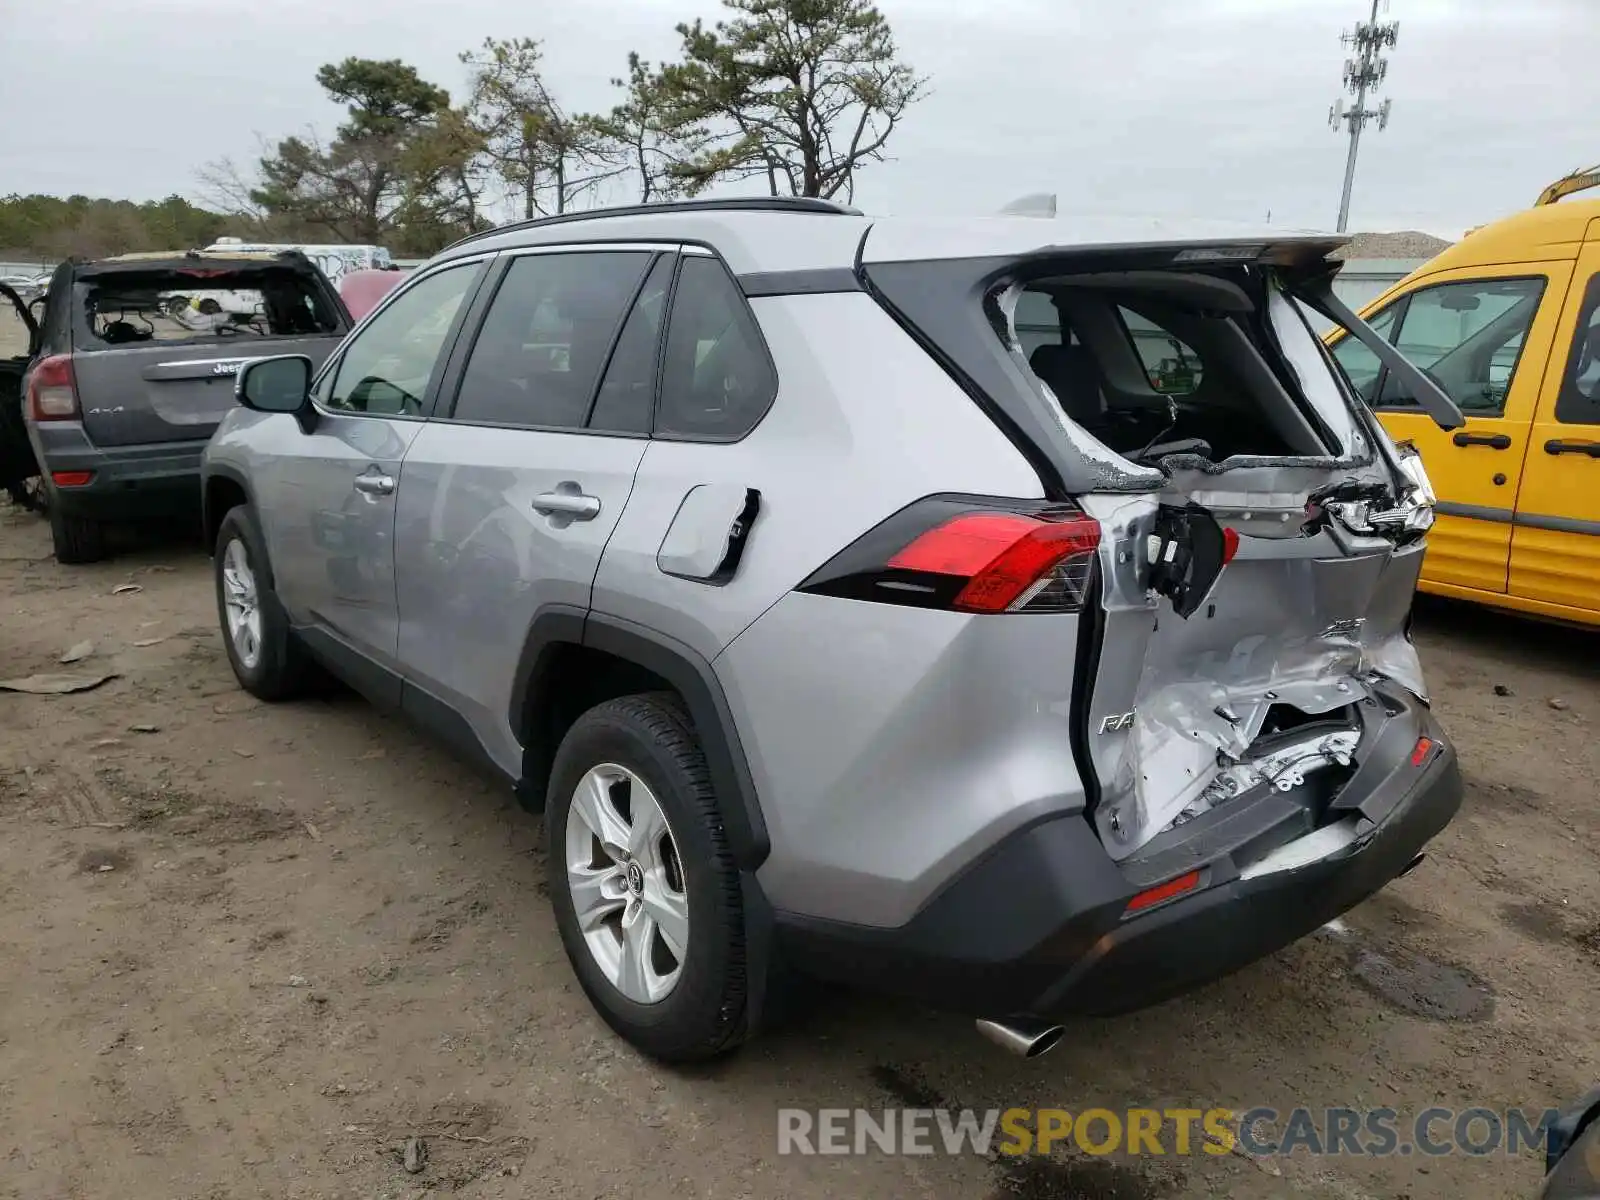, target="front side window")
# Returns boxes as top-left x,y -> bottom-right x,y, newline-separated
1556,271 -> 1600,426
451,251 -> 650,429
654,256 -> 778,441
1329,301 -> 1402,406
1376,277 -> 1544,417
325,264 -> 479,417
